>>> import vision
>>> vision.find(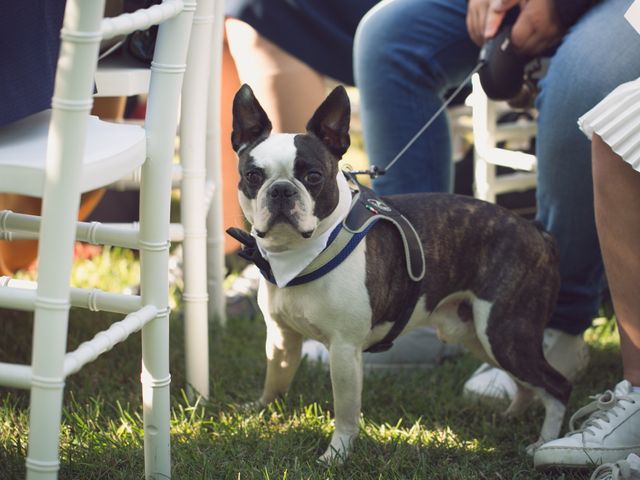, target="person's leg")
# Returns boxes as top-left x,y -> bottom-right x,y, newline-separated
535,0 -> 640,335
225,18 -> 327,134
532,0 -> 640,467
354,0 -> 477,195
533,136 -> 640,470
221,36 -> 244,254
592,133 -> 640,387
